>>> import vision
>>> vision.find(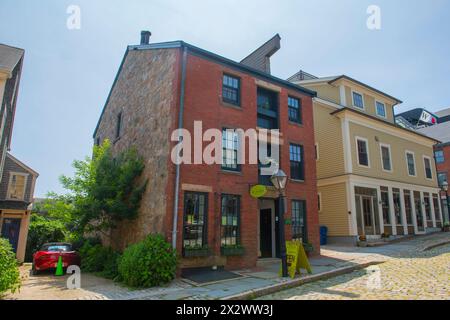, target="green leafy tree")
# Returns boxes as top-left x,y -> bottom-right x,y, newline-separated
60,140 -> 147,236
0,238 -> 20,296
